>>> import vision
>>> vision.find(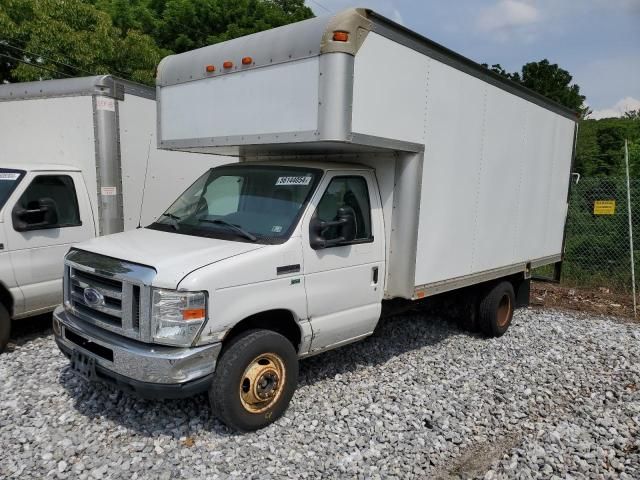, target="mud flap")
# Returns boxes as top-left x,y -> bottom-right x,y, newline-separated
515,278 -> 530,308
